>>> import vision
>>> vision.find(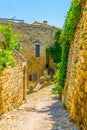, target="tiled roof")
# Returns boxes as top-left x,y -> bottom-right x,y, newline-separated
32,21 -> 54,28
